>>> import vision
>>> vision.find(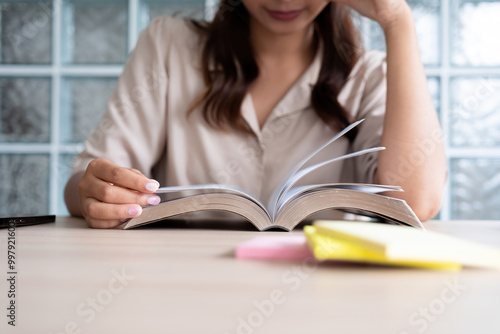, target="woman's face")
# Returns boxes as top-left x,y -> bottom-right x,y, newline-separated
241,0 -> 329,35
